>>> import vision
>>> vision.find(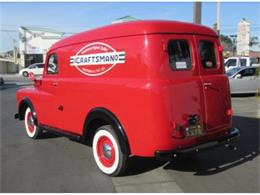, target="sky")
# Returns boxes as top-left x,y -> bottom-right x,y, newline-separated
0,2 -> 260,52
